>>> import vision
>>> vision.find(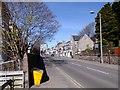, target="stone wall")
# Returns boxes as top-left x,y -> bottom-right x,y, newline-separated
0,59 -> 23,71
75,54 -> 119,65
